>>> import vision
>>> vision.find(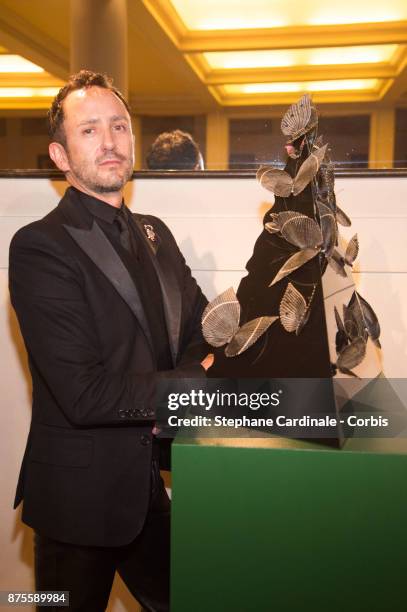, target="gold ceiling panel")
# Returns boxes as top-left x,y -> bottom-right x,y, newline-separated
0,88 -> 61,109
201,46 -> 400,70
186,45 -> 404,85
142,0 -> 407,106
210,79 -> 385,107
212,79 -> 386,106
222,79 -> 382,95
0,50 -> 64,109
169,0 -> 407,30
177,22 -> 407,54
